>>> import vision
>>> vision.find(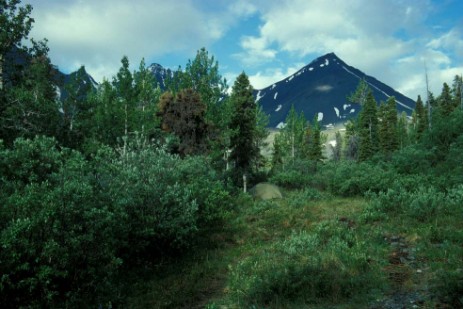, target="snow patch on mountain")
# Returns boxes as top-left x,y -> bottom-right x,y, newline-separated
316,85 -> 333,92
350,109 -> 355,113
271,84 -> 277,90
288,75 -> 294,82
309,67 -> 314,71
318,112 -> 324,121
54,85 -> 61,100
325,59 -> 329,66
343,104 -> 351,110
274,92 -> 278,100
334,107 -> 340,118
275,104 -> 282,112
276,122 -> 286,129
256,90 -> 265,102
342,65 -> 361,79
